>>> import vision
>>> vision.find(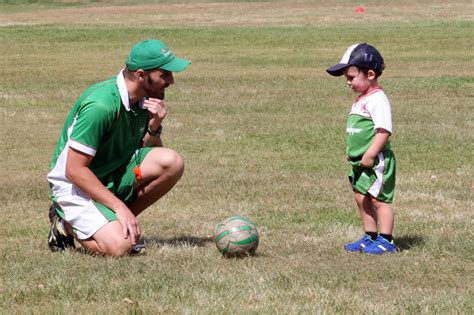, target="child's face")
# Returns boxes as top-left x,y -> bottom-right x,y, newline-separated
343,66 -> 373,94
